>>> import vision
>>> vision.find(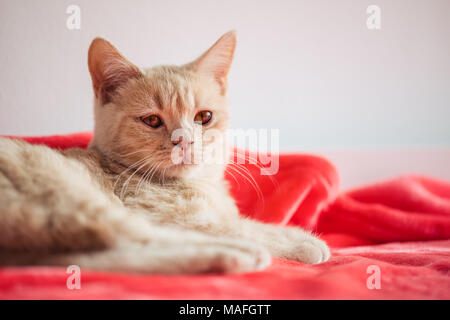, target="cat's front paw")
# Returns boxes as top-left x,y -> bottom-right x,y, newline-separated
207,238 -> 271,273
286,236 -> 330,264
